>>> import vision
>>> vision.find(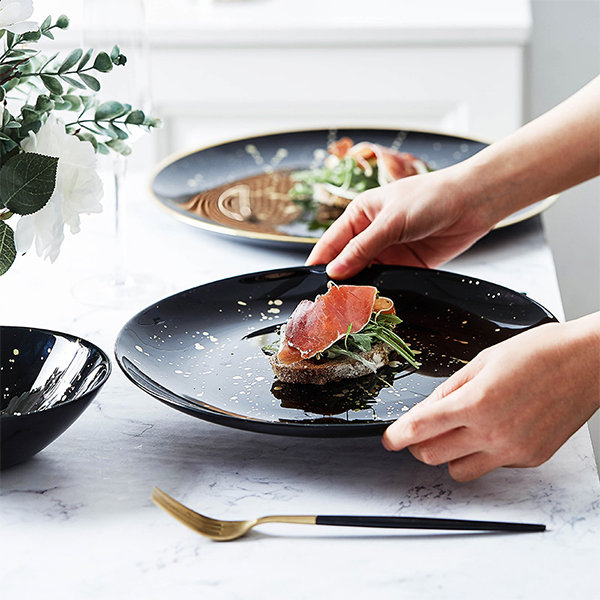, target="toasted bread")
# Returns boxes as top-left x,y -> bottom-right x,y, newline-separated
269,341 -> 394,385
